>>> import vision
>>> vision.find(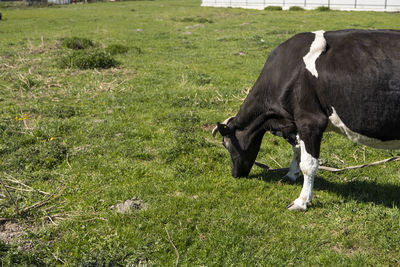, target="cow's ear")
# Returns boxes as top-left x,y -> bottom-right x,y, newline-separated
217,122 -> 232,136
